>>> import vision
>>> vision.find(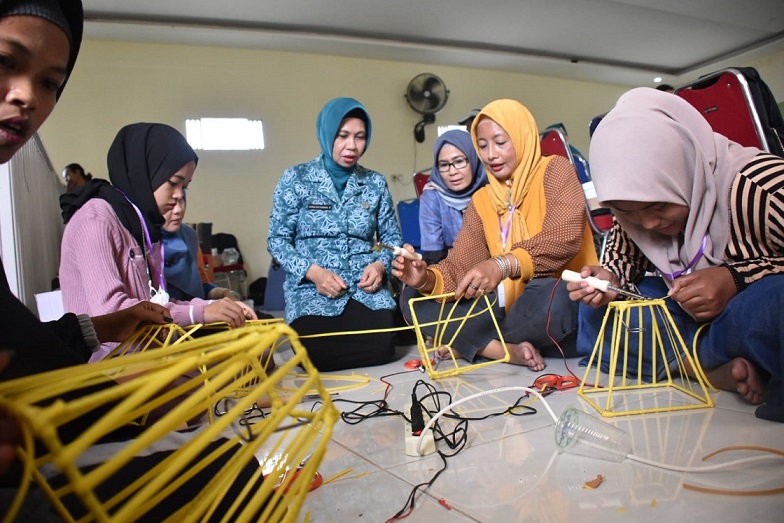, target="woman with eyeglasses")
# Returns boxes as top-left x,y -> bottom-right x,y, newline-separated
394,99 -> 597,369
419,129 -> 487,265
